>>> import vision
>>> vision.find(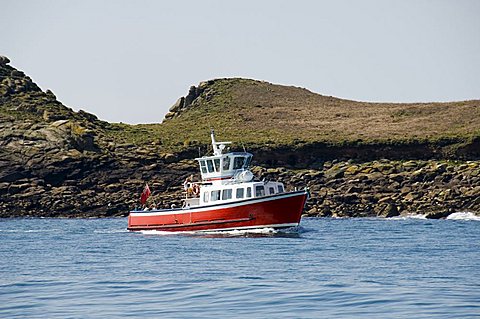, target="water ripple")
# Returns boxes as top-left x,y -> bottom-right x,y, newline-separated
0,217 -> 479,318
